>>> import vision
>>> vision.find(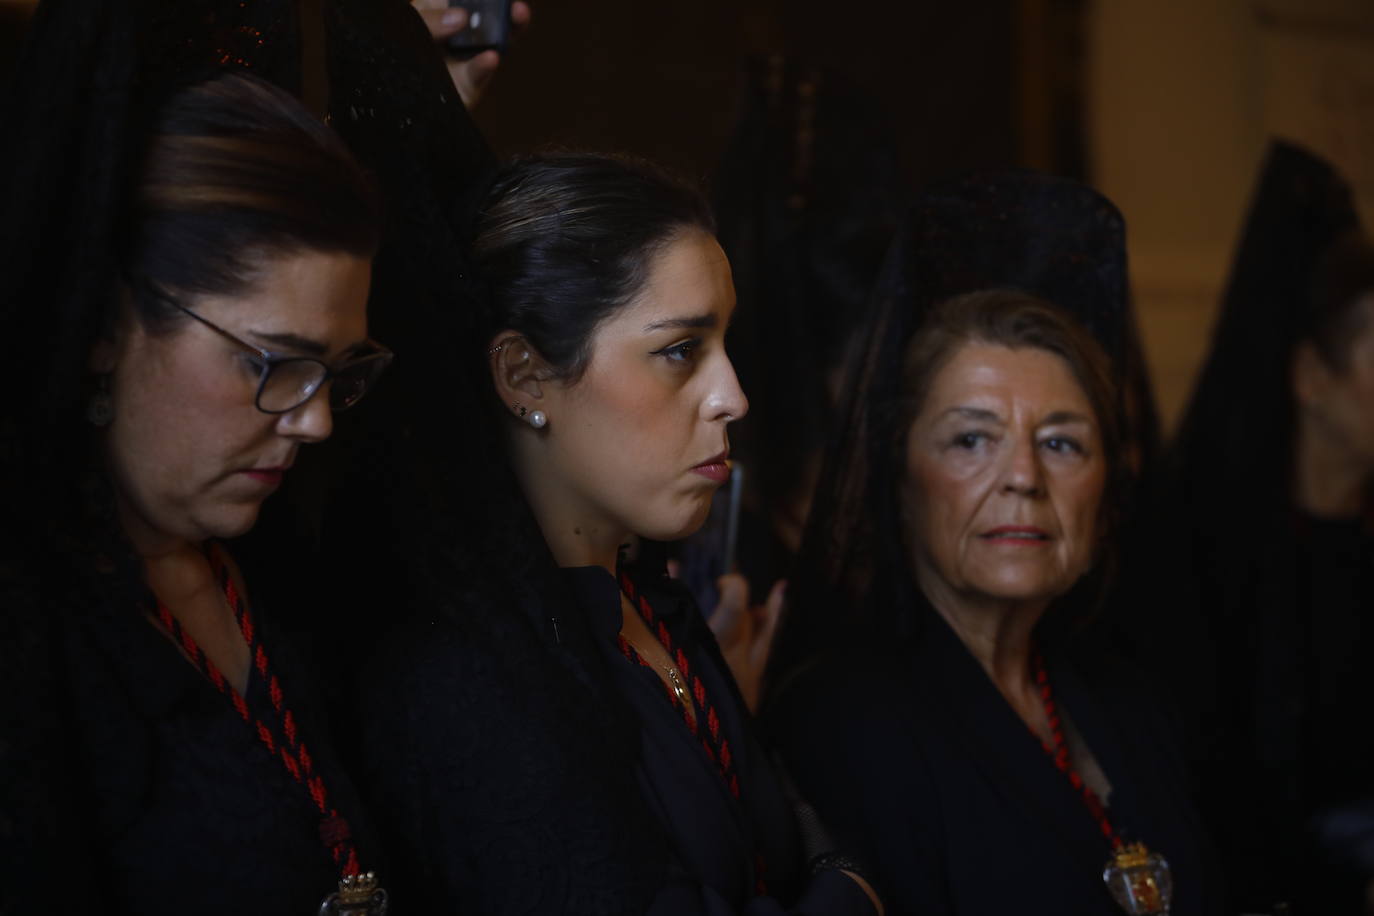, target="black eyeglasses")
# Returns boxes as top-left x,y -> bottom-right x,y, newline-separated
131,277 -> 393,414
